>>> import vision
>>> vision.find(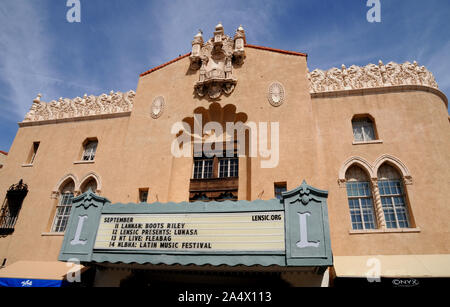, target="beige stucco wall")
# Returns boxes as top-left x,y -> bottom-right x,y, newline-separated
0,116 -> 132,264
0,153 -> 7,170
312,90 -> 450,256
0,47 -> 449,268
